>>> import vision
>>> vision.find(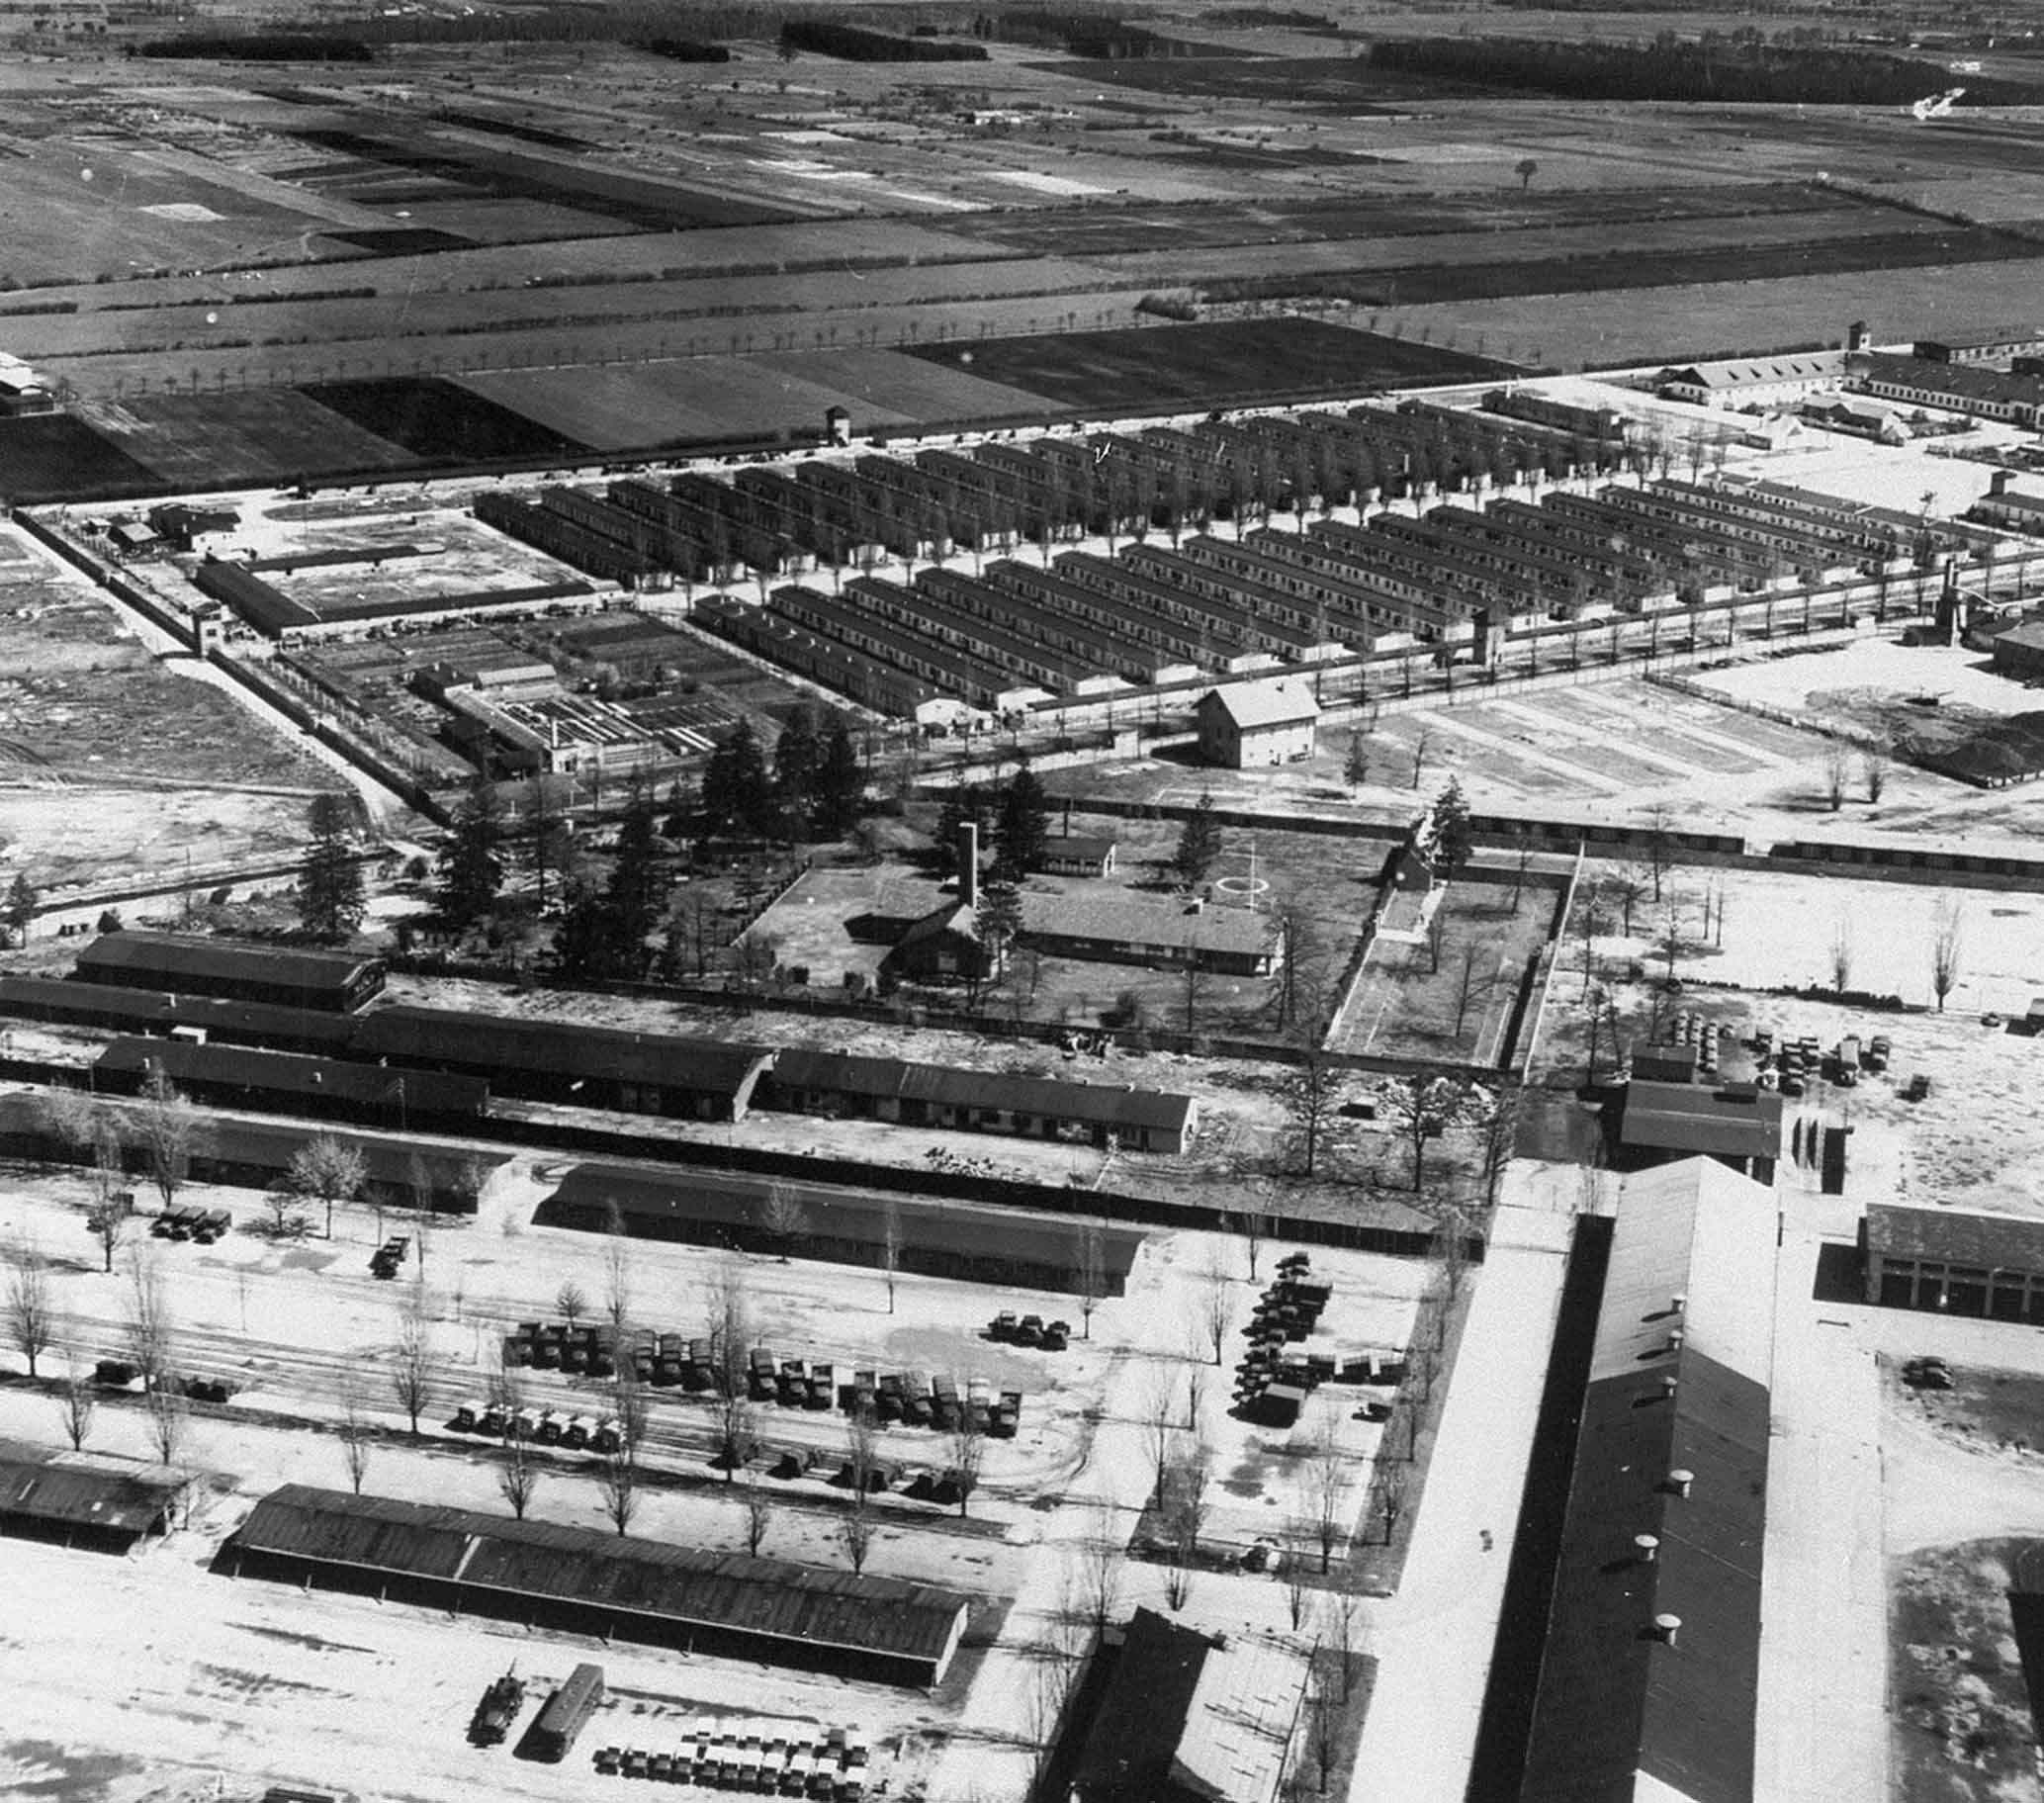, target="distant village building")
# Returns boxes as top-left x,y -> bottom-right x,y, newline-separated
1847,354 -> 2044,428
0,354 -> 57,416
1038,832 -> 1118,879
1911,328 -> 2044,364
1195,676 -> 1320,769
147,503 -> 242,555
